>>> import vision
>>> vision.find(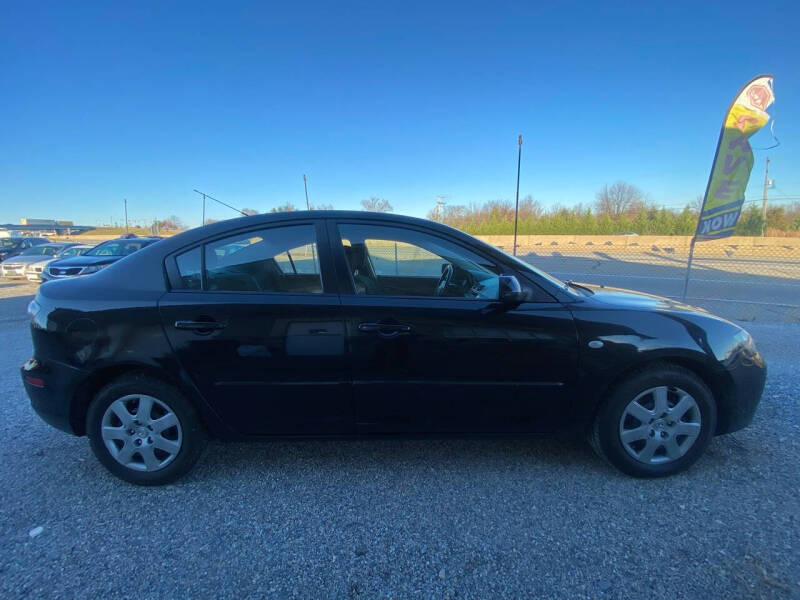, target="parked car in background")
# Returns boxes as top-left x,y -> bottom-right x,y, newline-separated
21,211 -> 765,485
42,237 -> 161,281
0,237 -> 48,264
25,244 -> 93,282
1,242 -> 74,278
